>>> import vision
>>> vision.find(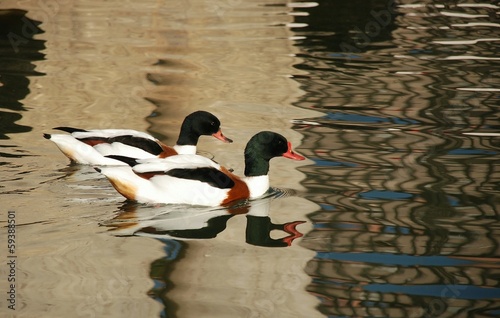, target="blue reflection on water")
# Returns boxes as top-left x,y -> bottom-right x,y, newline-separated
315,251 -> 481,267
312,277 -> 500,300
325,112 -> 420,125
447,148 -> 498,155
363,284 -> 500,300
313,222 -> 413,235
313,158 -> 358,167
158,238 -> 182,260
359,190 -> 414,200
319,203 -> 336,211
